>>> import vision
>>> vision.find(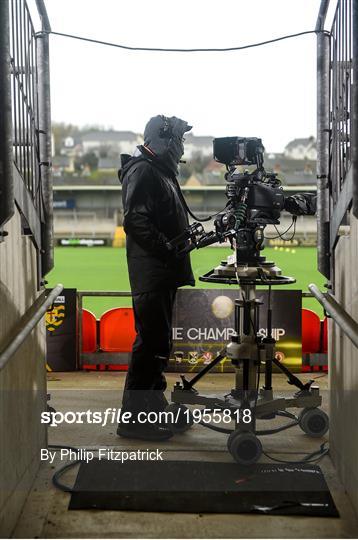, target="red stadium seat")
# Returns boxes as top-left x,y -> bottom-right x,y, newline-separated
82,364 -> 129,372
100,307 -> 136,352
301,308 -> 321,353
81,309 -> 97,353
